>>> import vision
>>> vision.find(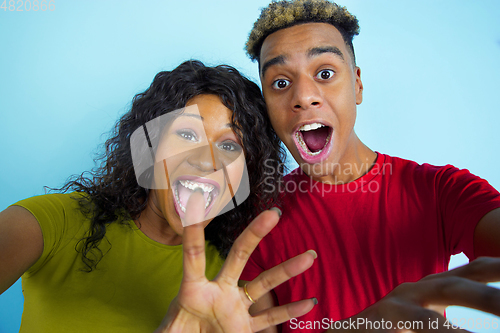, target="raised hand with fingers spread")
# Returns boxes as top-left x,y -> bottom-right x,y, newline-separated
156,189 -> 317,333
